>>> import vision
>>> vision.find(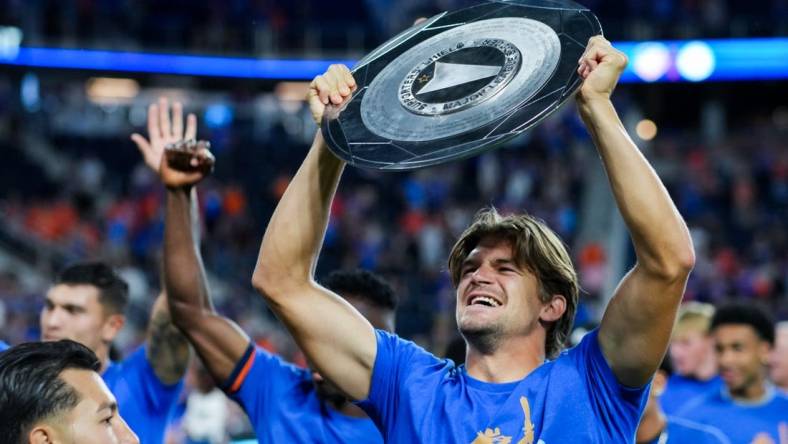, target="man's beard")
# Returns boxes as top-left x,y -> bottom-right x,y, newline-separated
460,321 -> 504,355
